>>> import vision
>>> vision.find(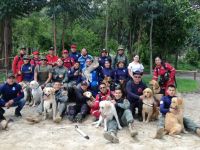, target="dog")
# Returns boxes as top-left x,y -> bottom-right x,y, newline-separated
164,97 -> 186,138
43,87 -> 57,121
83,91 -> 95,107
29,80 -> 43,107
142,88 -> 159,123
92,100 -> 122,131
149,80 -> 163,104
19,82 -> 29,102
